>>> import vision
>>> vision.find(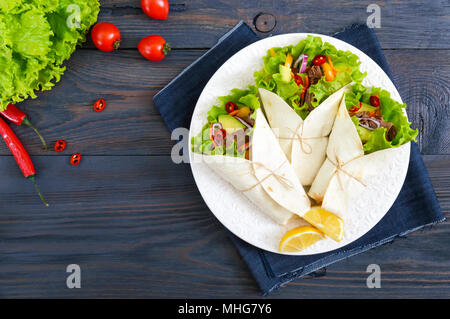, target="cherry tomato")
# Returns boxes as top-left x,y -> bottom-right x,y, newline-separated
370,95 -> 380,107
293,74 -> 303,86
312,55 -> 327,66
225,101 -> 238,113
94,98 -> 106,112
70,153 -> 82,166
138,35 -> 171,61
54,140 -> 67,153
91,22 -> 121,52
141,0 -> 169,20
